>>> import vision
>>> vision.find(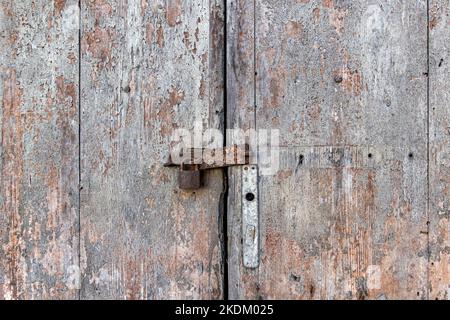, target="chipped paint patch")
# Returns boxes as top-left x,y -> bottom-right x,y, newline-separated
1,69 -> 25,299
329,8 -> 346,35
285,21 -> 303,38
54,0 -> 67,16
146,22 -> 154,44
82,27 -> 114,68
157,25 -> 165,47
166,0 -> 182,27
367,265 -> 381,290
